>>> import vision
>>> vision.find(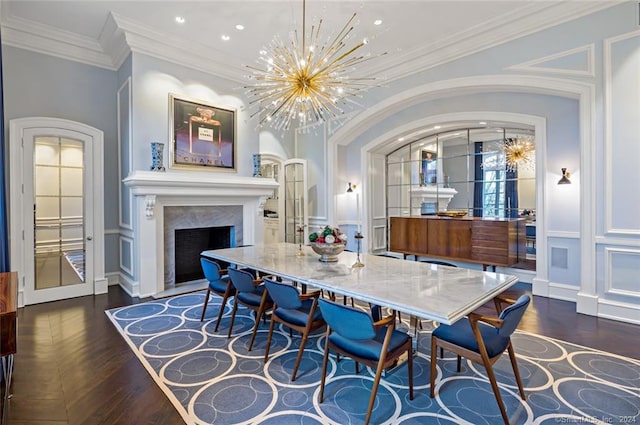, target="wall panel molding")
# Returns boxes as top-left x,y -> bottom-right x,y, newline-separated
604,247 -> 640,298
595,236 -> 640,247
119,235 -> 134,277
603,30 -> 640,236
507,44 -> 595,77
547,231 -> 580,239
117,77 -> 133,230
